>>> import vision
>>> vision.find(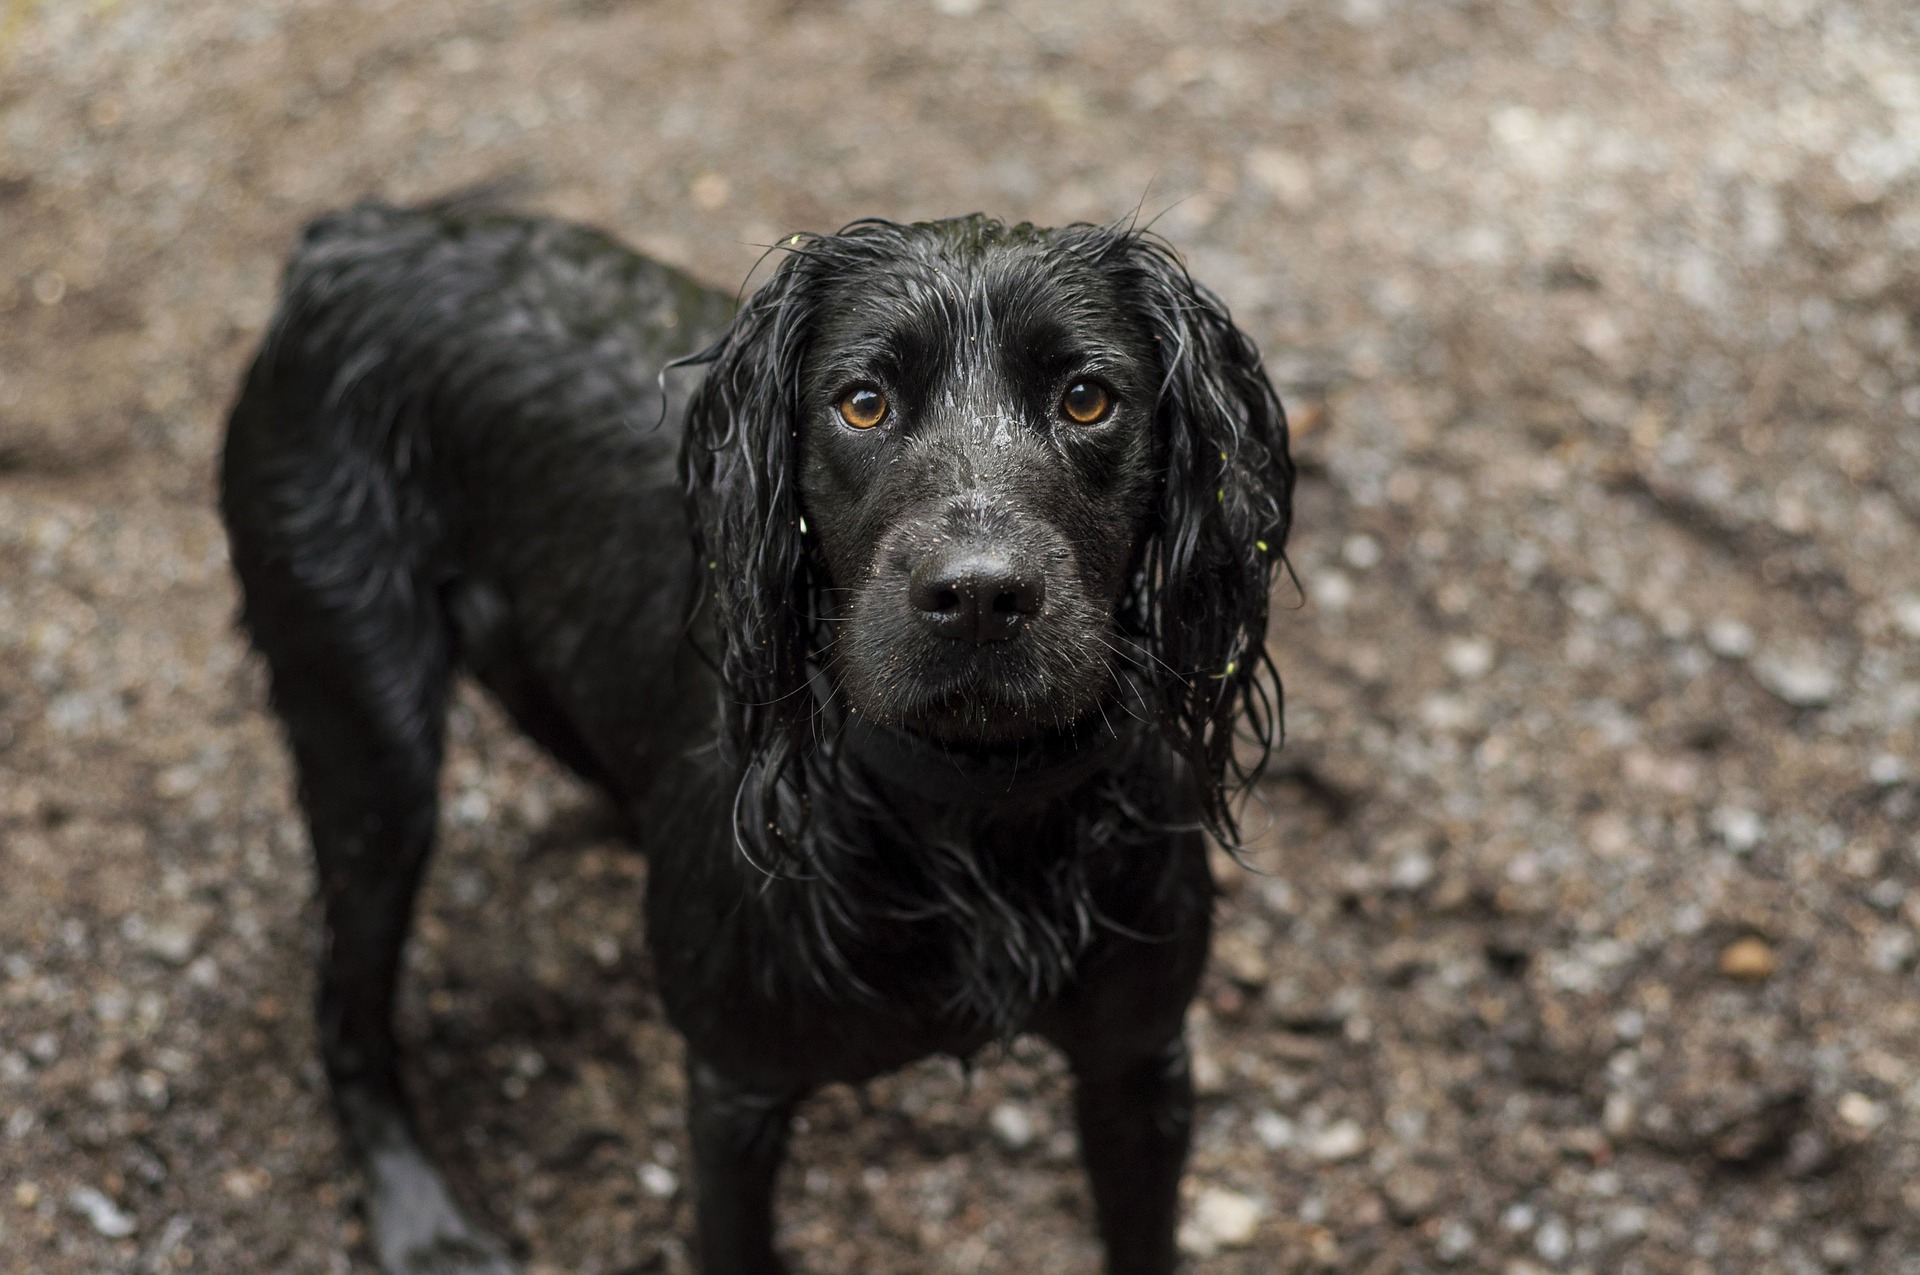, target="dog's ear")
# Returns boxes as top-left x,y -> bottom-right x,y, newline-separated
680,245 -> 822,852
1112,234 -> 1296,836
